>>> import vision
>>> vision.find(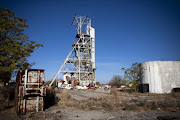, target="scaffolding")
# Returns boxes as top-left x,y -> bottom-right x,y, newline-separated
50,15 -> 96,86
